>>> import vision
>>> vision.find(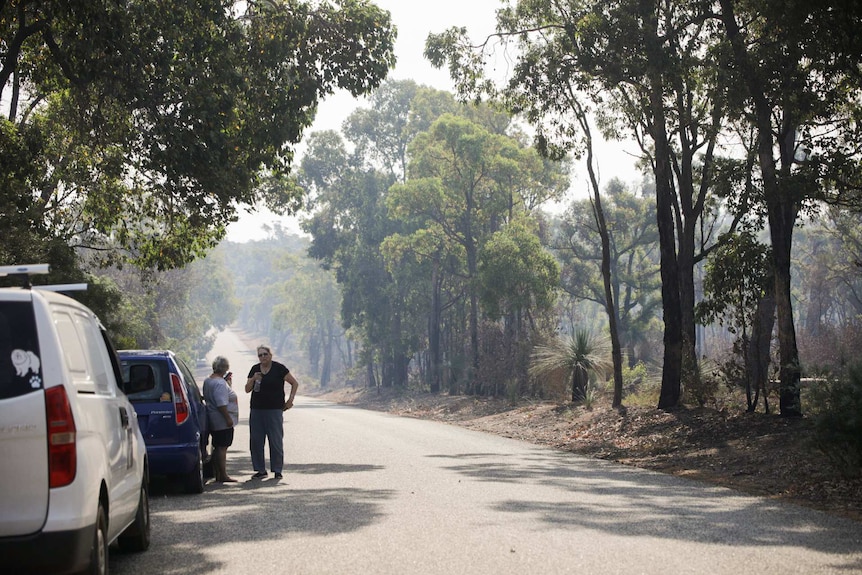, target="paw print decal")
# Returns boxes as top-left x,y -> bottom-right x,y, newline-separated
30,375 -> 42,389
11,349 -> 41,377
